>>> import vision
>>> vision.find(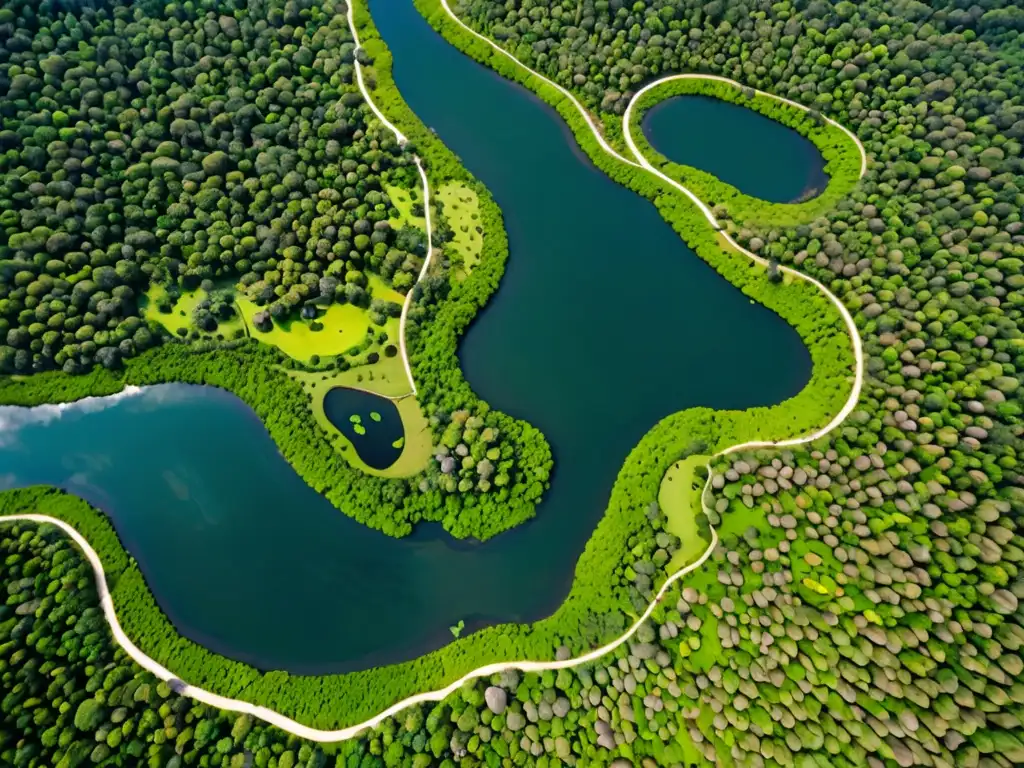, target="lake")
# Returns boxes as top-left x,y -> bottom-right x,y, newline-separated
643,94 -> 829,202
0,0 -> 813,673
